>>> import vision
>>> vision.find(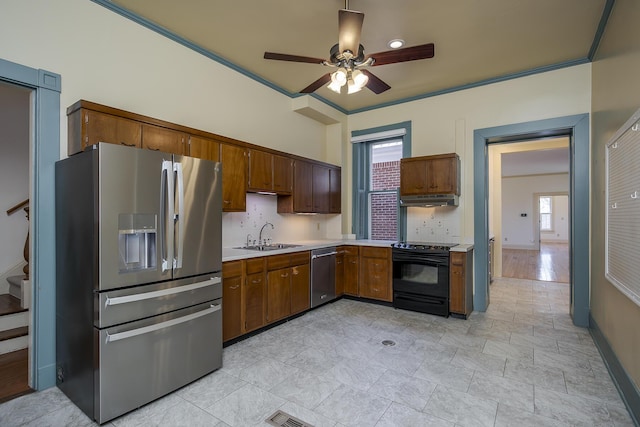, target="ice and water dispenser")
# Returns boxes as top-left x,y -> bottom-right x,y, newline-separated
118,214 -> 157,272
